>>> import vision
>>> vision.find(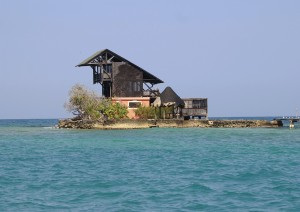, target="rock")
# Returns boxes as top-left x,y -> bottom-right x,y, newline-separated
57,118 -> 279,129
